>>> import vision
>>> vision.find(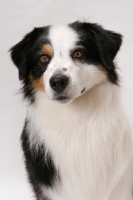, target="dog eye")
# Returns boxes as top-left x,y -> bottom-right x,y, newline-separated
72,49 -> 84,60
40,55 -> 49,63
73,51 -> 82,58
